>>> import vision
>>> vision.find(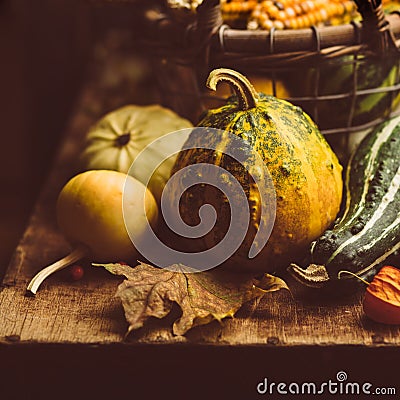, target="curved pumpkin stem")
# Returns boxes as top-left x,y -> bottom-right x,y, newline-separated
27,245 -> 89,295
206,68 -> 259,111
